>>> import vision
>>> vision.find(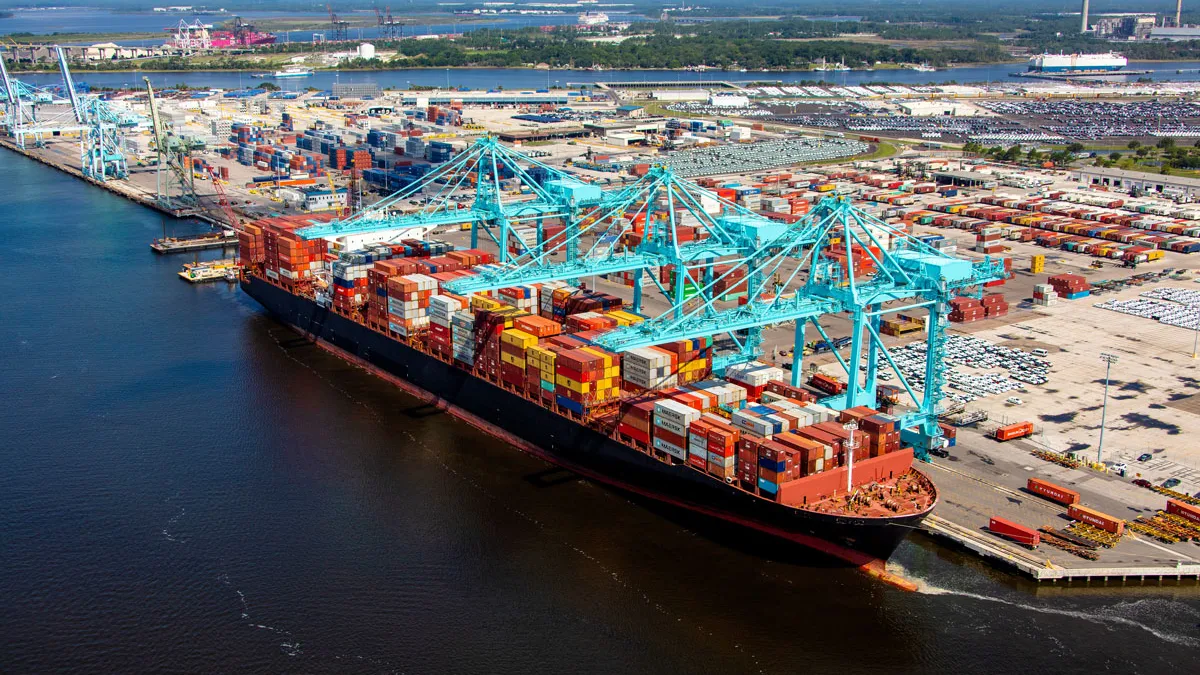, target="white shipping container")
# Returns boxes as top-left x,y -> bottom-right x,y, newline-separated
653,437 -> 687,460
